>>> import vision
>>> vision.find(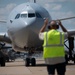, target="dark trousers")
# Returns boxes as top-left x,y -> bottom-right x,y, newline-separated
47,62 -> 66,75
